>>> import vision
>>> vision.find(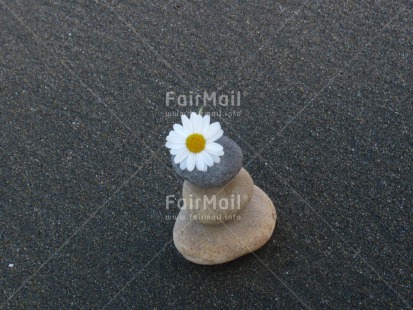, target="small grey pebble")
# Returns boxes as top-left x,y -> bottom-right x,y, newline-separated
172,136 -> 243,187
